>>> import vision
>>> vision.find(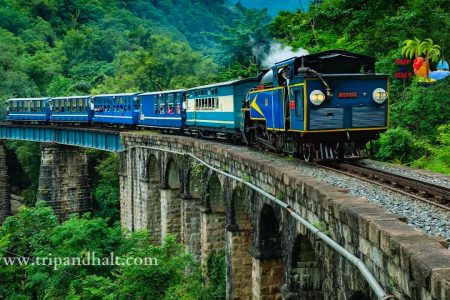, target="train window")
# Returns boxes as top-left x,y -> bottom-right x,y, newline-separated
294,89 -> 303,119
158,95 -> 165,113
133,96 -> 140,111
